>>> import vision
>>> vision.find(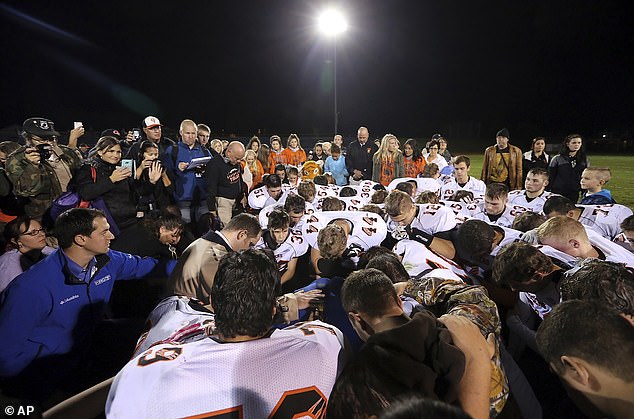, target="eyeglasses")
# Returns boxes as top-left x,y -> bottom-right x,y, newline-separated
20,228 -> 45,237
